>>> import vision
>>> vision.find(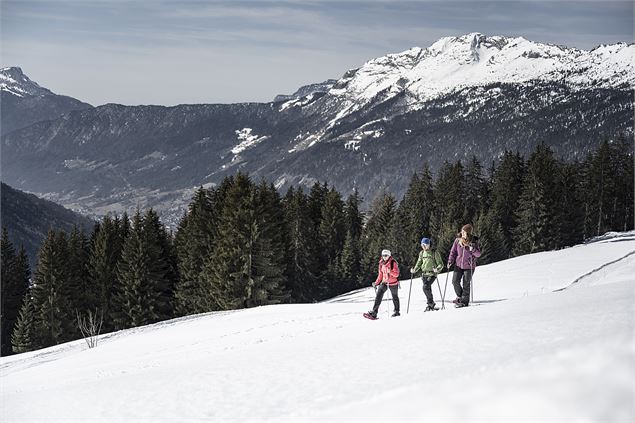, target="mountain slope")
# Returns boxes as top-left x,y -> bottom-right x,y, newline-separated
0,67 -> 92,135
0,182 -> 95,270
1,35 -> 632,224
1,232 -> 634,421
